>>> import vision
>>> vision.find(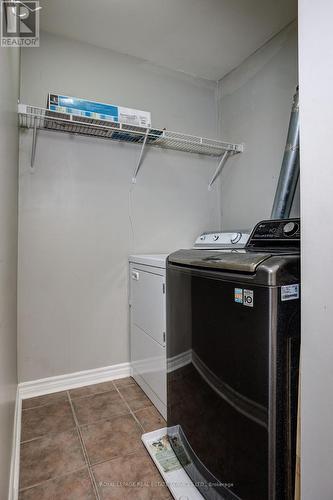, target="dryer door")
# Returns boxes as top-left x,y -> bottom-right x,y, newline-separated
131,267 -> 165,346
